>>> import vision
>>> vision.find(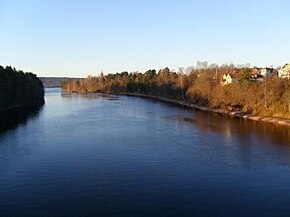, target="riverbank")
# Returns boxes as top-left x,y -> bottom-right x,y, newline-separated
112,92 -> 290,127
